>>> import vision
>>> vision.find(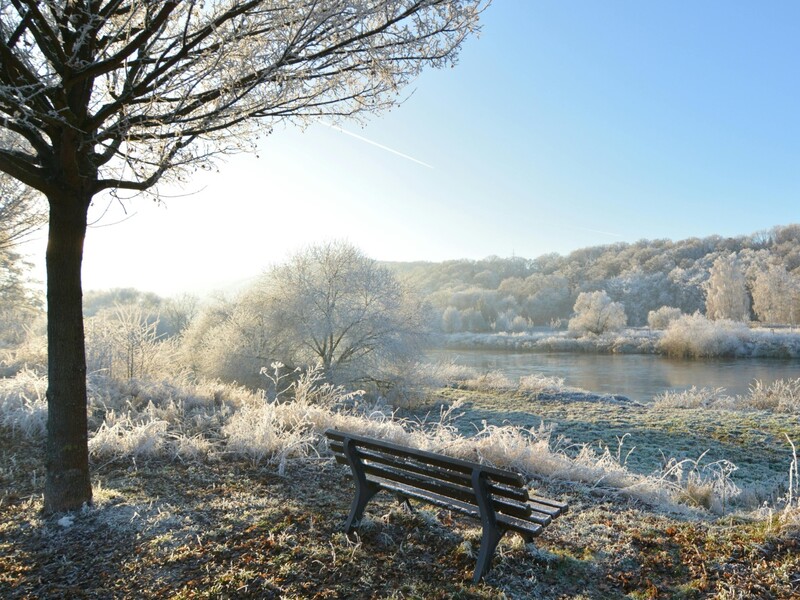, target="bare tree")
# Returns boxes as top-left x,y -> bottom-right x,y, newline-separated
751,264 -> 800,326
255,241 -> 428,383
568,290 -> 627,335
0,167 -> 45,348
705,253 -> 750,322
0,172 -> 46,249
0,0 -> 487,512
